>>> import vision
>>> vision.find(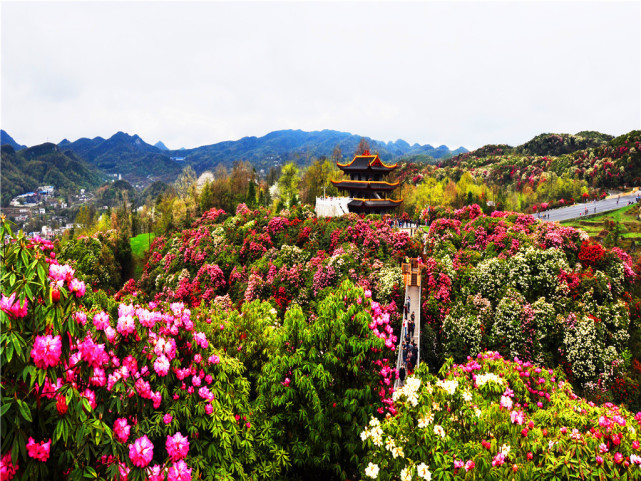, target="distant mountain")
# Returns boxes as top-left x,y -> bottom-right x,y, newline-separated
59,132 -> 183,183
52,129 -> 466,181
170,129 -> 467,173
1,143 -> 104,206
1,130 -> 26,150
